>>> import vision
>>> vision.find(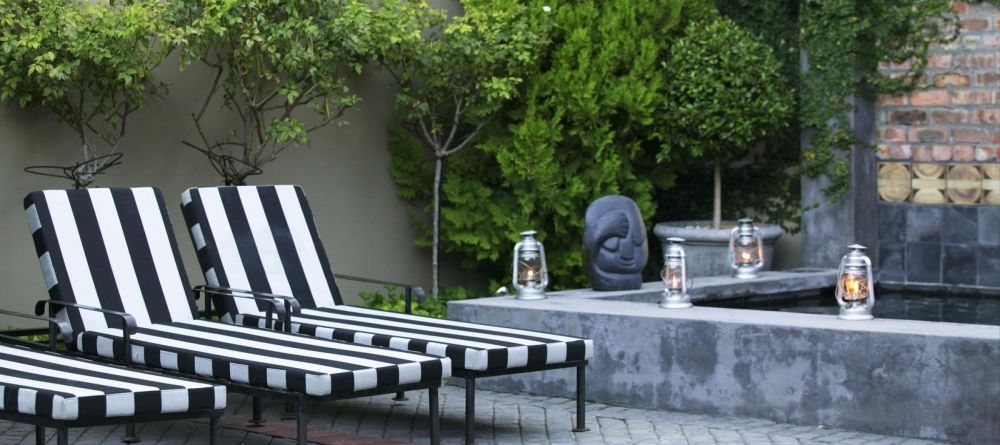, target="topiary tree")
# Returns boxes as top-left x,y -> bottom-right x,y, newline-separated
658,17 -> 792,229
389,0 -> 715,289
0,0 -> 182,188
379,0 -> 546,297
176,0 -> 376,185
